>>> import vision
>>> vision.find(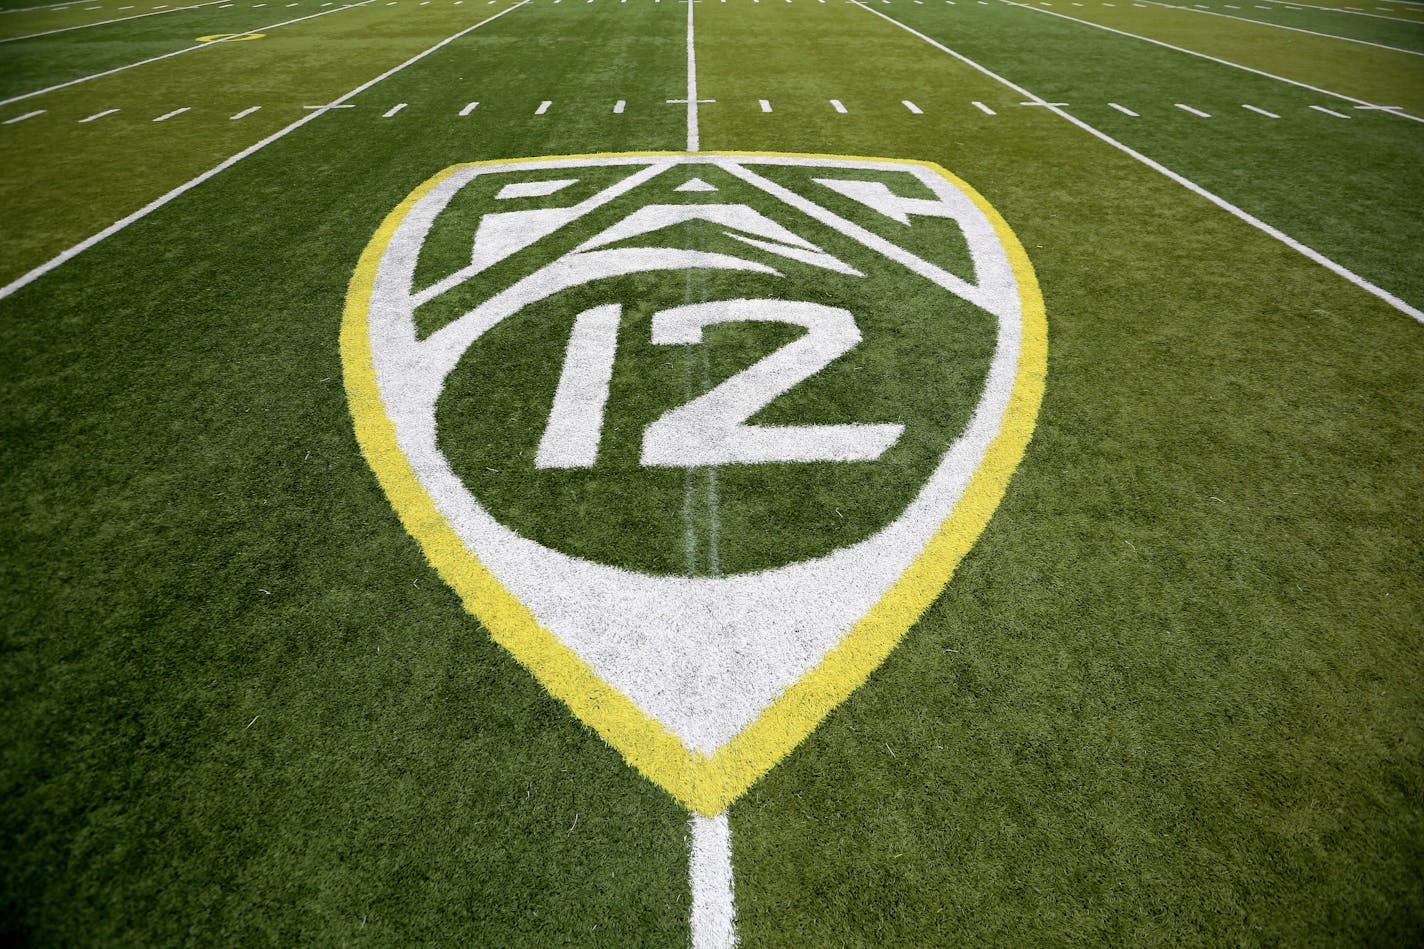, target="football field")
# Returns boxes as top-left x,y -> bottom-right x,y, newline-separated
2,0 -> 1422,944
